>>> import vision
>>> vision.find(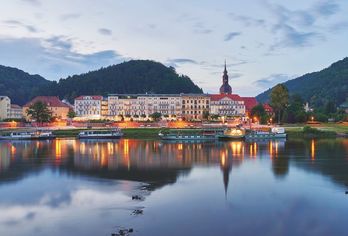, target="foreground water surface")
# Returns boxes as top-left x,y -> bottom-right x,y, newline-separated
0,138 -> 347,236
